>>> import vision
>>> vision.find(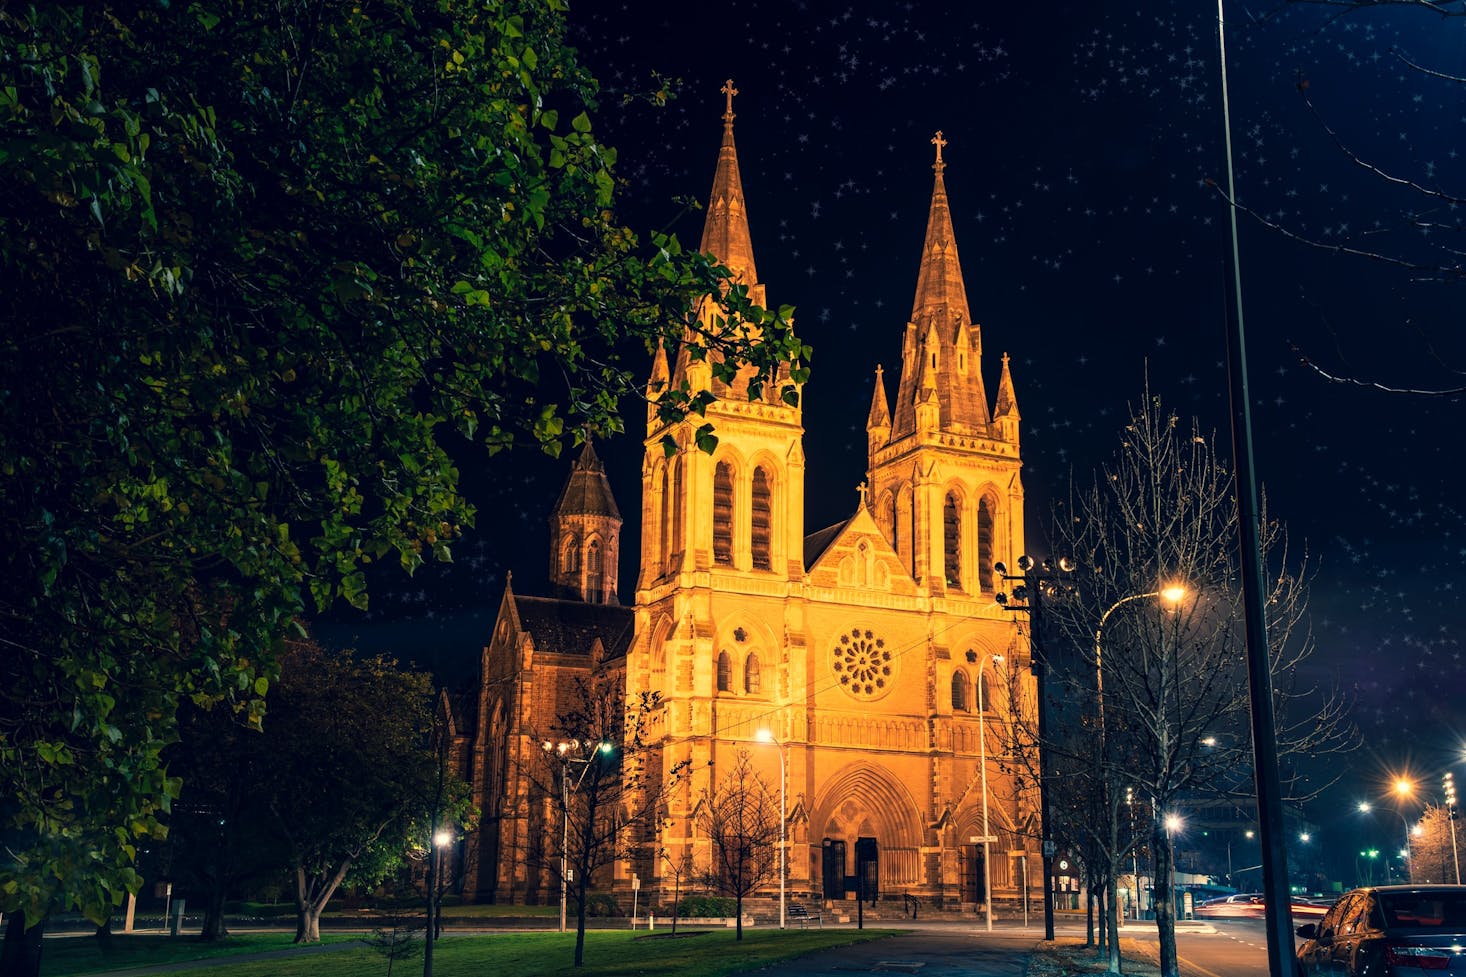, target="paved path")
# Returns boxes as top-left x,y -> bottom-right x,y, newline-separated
753,925 -> 1042,977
